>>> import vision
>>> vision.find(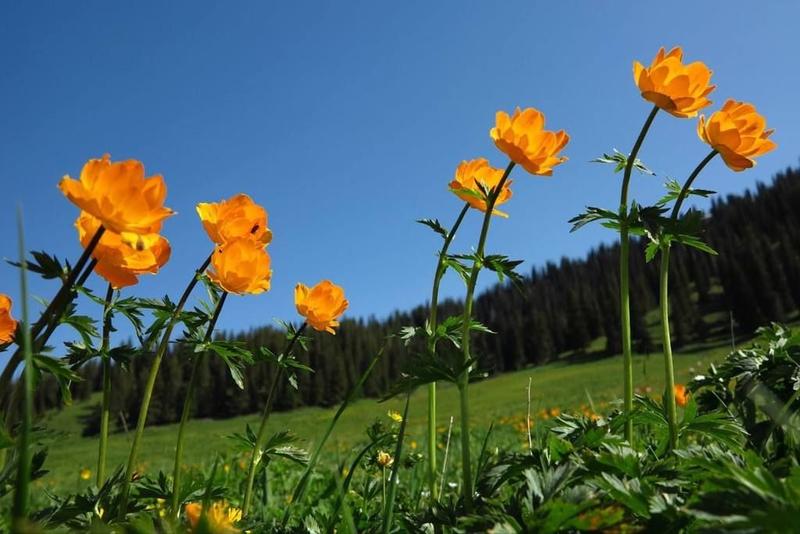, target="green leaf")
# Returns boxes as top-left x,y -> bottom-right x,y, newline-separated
442,254 -> 471,285
416,218 -> 448,239
59,302 -> 99,347
33,354 -> 82,406
644,240 -> 661,263
202,340 -> 254,389
483,254 -> 525,291
657,177 -> 716,206
592,149 -> 655,176
7,250 -> 69,281
568,206 -> 620,233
